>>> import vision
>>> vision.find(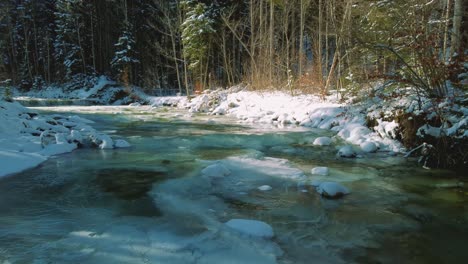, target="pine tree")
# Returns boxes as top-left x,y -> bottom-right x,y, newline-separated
181,1 -> 215,90
111,21 -> 139,86
54,0 -> 87,80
